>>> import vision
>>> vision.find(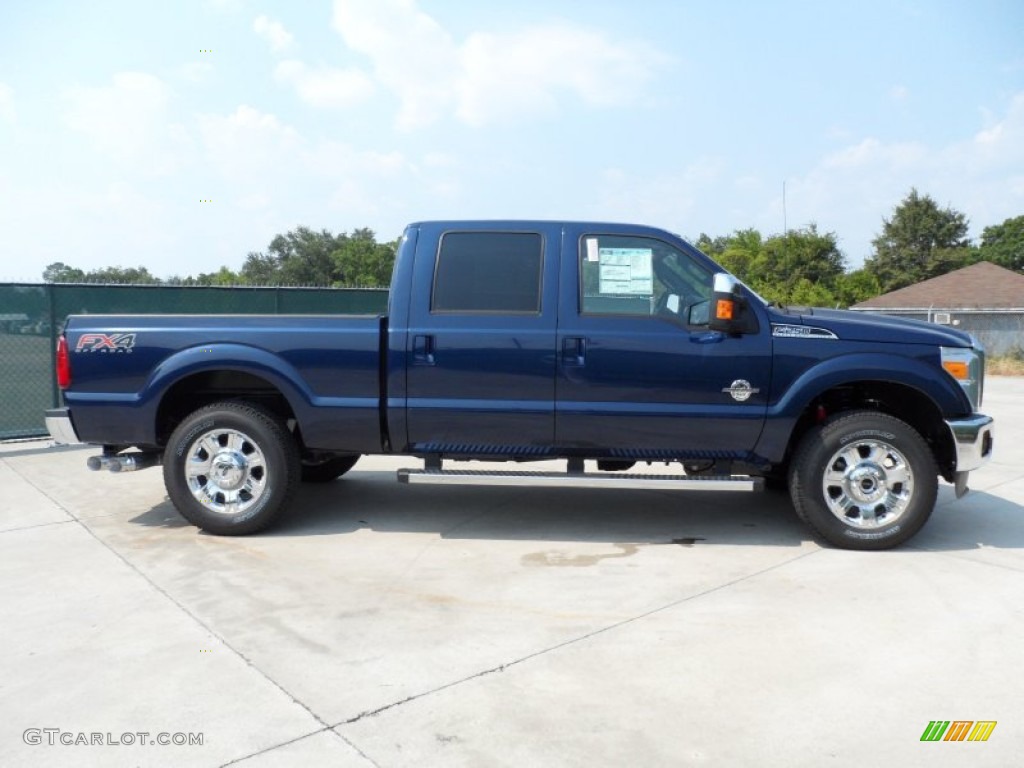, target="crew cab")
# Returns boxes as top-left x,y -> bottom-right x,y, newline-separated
46,221 -> 994,549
